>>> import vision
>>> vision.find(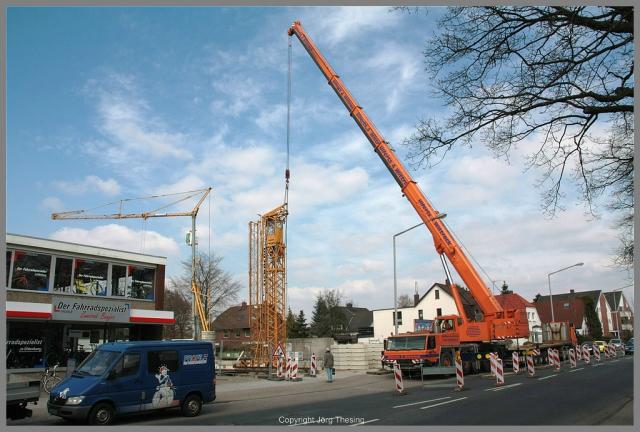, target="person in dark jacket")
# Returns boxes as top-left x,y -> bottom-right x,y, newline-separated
323,347 -> 334,382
